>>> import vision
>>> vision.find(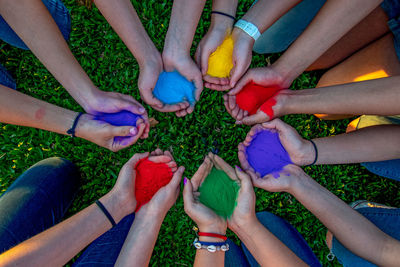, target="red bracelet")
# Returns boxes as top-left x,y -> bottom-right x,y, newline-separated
198,232 -> 227,241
